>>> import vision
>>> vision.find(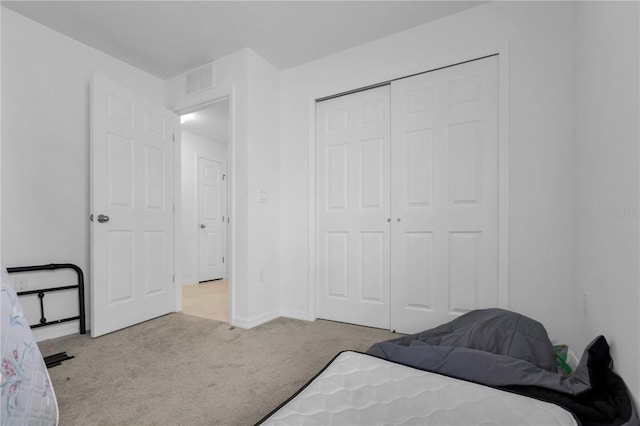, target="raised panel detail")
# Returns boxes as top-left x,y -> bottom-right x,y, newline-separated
203,184 -> 219,220
449,232 -> 481,313
327,108 -> 348,133
406,87 -> 433,114
361,232 -> 384,302
405,232 -> 433,310
361,100 -> 384,126
107,231 -> 134,304
449,76 -> 480,106
107,133 -> 133,208
144,231 -> 165,295
144,112 -> 166,139
449,121 -> 481,204
203,165 -> 217,179
406,129 -> 433,206
327,232 -> 348,299
327,144 -> 348,210
360,138 -> 384,209
107,95 -> 133,126
203,232 -> 219,267
144,145 -> 165,210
